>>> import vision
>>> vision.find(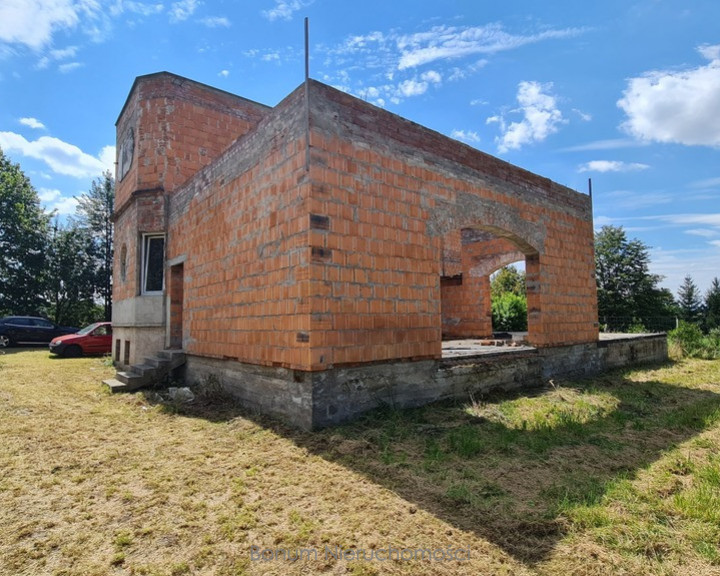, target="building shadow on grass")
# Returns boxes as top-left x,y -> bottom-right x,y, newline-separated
144,362 -> 720,566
